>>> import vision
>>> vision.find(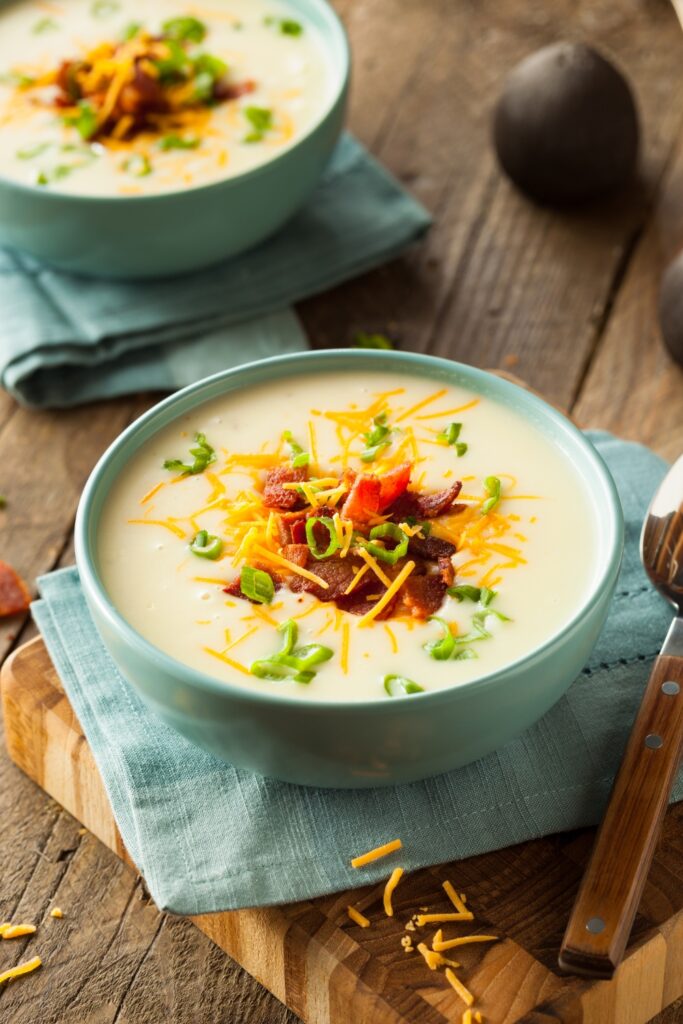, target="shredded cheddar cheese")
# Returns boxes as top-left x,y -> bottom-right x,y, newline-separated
347,906 -> 370,928
351,838 -> 402,868
443,880 -> 469,915
445,968 -> 474,1006
416,912 -> 474,926
251,545 -> 330,589
433,934 -> 498,952
0,956 -> 42,985
203,647 -> 250,675
356,546 -> 392,588
416,943 -> 461,971
358,560 -> 416,626
1,924 -> 37,939
383,867 -> 404,917
340,621 -> 350,674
